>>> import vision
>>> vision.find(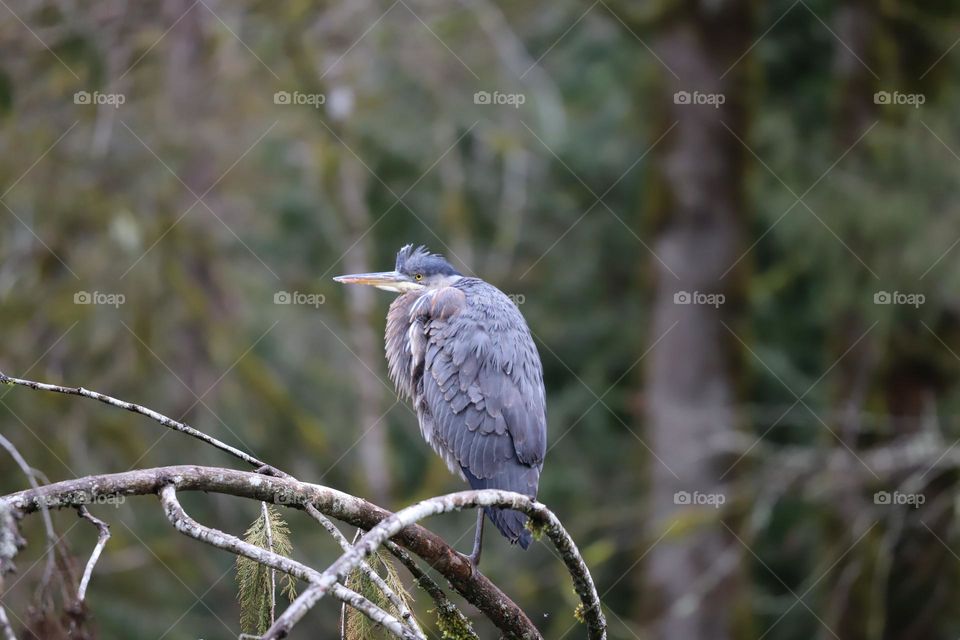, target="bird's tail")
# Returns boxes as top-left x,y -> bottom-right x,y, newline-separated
486,507 -> 532,549
461,466 -> 536,549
